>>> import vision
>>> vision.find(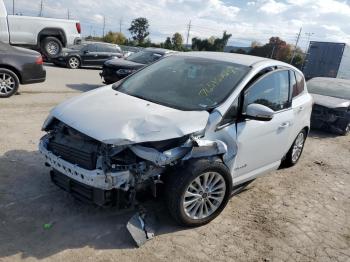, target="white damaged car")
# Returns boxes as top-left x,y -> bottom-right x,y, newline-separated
40,52 -> 313,226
